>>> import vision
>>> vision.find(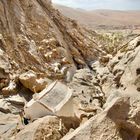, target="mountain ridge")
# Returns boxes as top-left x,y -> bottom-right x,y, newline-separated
54,4 -> 140,30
